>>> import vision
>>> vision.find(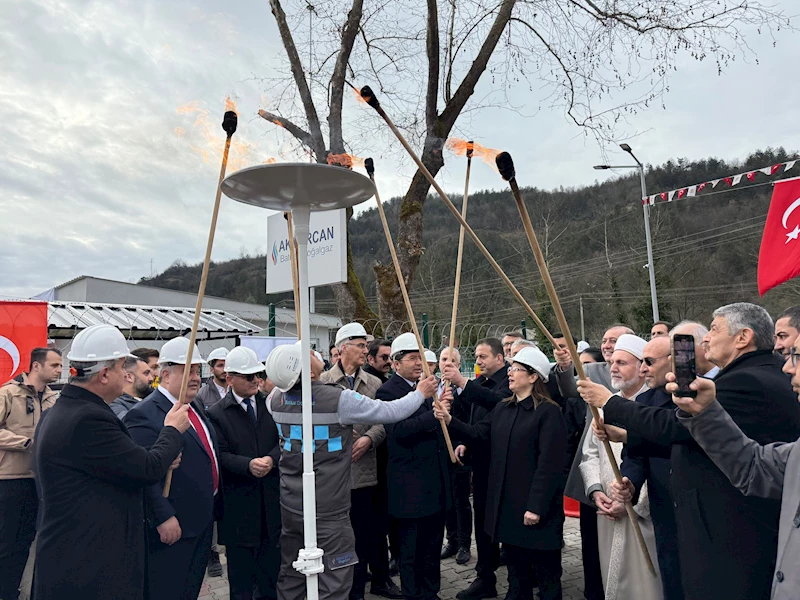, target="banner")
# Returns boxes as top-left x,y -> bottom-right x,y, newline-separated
642,159 -> 798,206
758,177 -> 800,295
0,301 -> 49,382
265,210 -> 347,293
